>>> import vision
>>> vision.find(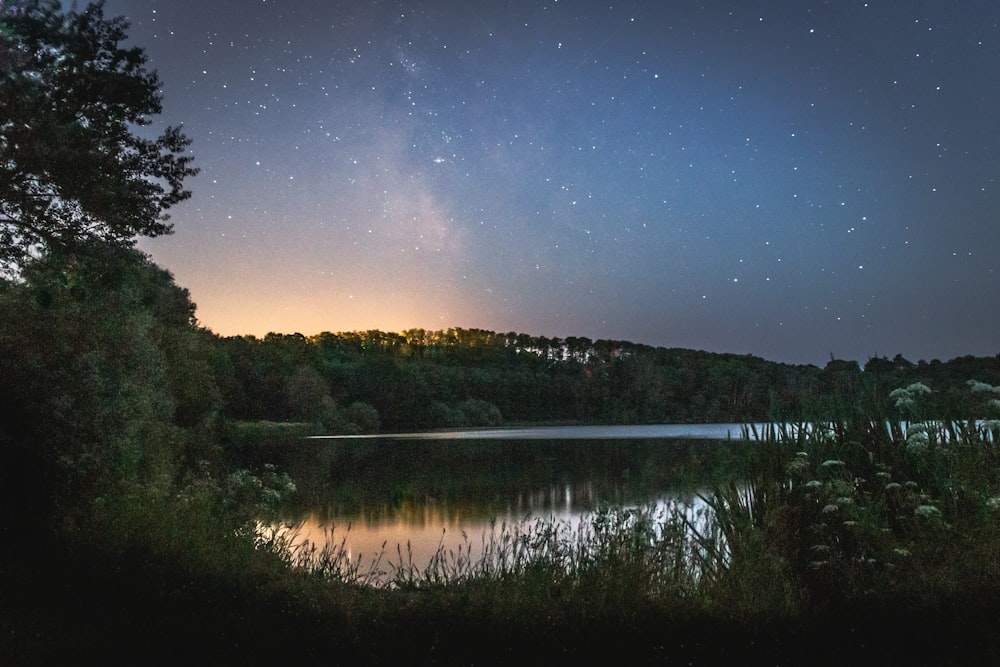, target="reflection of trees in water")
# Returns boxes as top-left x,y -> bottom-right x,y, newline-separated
270,437 -> 746,525
273,496 -> 716,587
287,481 -> 600,526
